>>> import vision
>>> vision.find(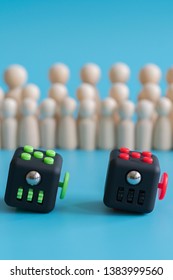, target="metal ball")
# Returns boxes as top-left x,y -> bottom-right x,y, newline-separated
26,171 -> 41,186
126,170 -> 141,185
